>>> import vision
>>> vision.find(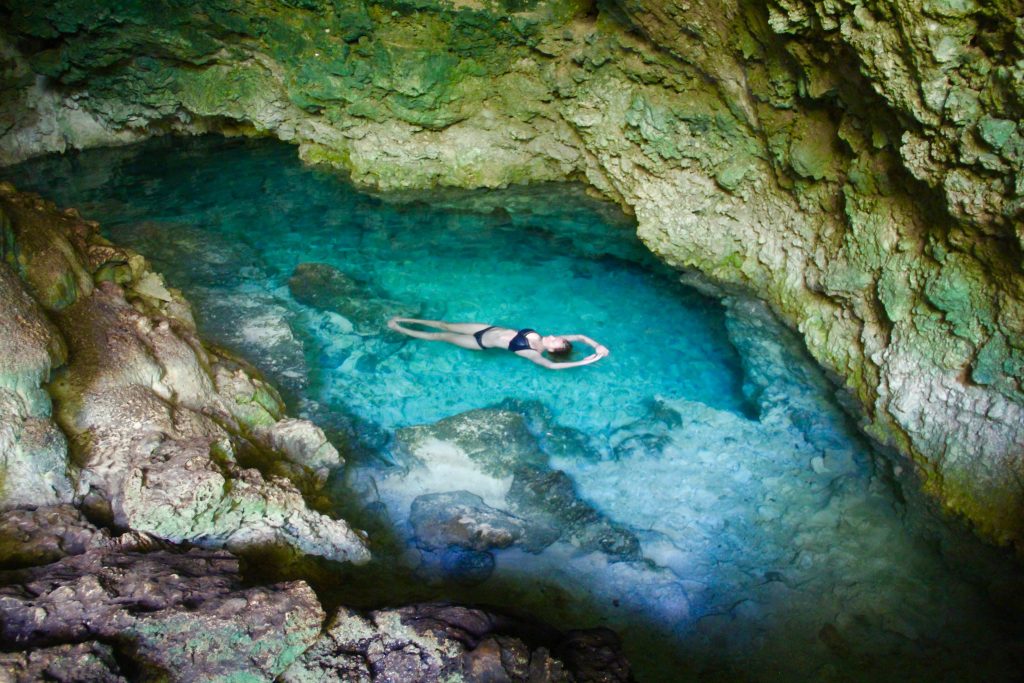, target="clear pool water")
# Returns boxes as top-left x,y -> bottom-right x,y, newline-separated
6,136 -> 1023,682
